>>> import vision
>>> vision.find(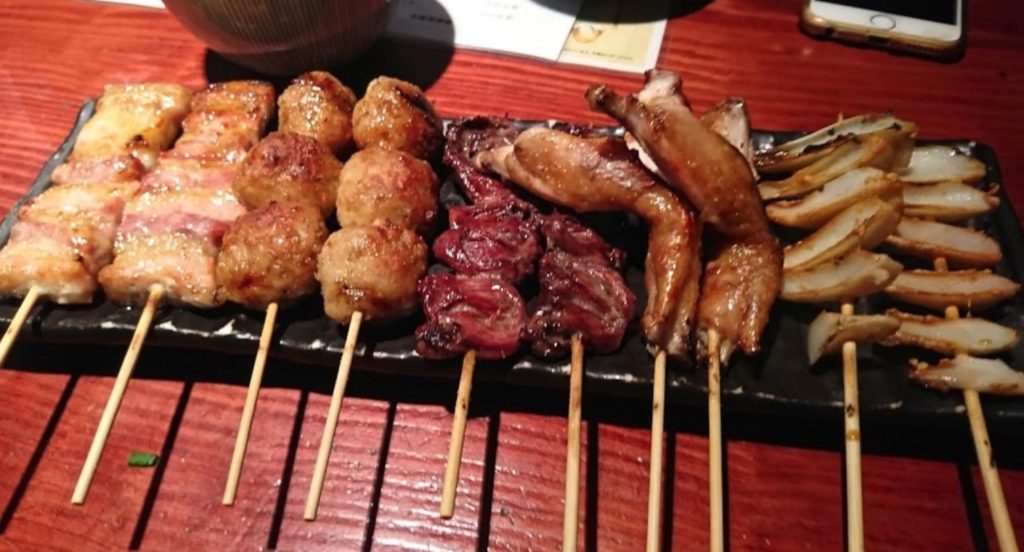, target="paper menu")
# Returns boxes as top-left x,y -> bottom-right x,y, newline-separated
557,0 -> 668,73
386,0 -> 584,61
